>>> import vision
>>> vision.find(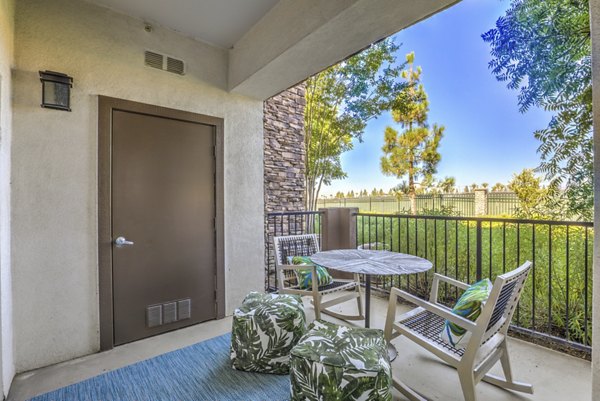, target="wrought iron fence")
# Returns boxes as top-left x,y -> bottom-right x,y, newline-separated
355,213 -> 593,354
264,211 -> 323,291
487,191 -> 520,216
317,193 -> 481,216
